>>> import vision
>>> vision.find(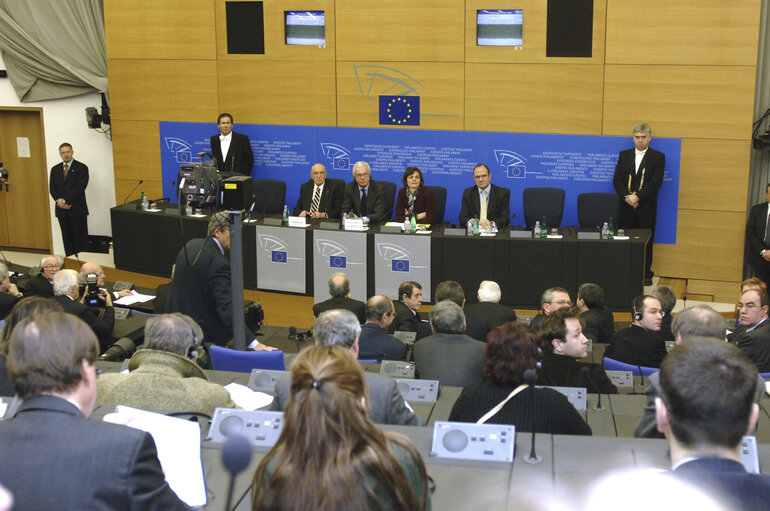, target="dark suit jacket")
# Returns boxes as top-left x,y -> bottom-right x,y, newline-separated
166,237 -> 234,346
464,301 -> 518,333
21,274 -> 54,298
746,201 -> 770,275
358,323 -> 407,361
672,458 -> 770,511
53,295 -> 115,352
395,186 -> 436,224
272,371 -> 422,426
341,180 -> 388,223
312,296 -> 366,323
415,313 -> 488,343
413,332 -> 486,387
392,300 -> 421,333
49,159 -> 89,218
0,395 -> 188,511
210,131 -> 254,175
293,179 -> 343,218
0,292 -> 20,320
459,183 -> 511,227
606,324 -> 668,368
612,147 -> 665,228
580,307 -> 615,343
728,318 -> 770,372
537,354 -> 618,394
